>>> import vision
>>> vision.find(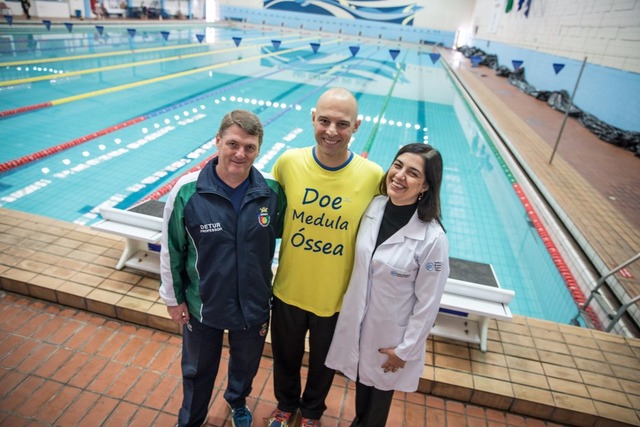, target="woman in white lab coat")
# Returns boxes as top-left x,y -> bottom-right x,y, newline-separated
325,143 -> 449,427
